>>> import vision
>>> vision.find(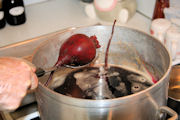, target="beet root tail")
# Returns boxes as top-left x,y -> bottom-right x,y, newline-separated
90,35 -> 101,48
